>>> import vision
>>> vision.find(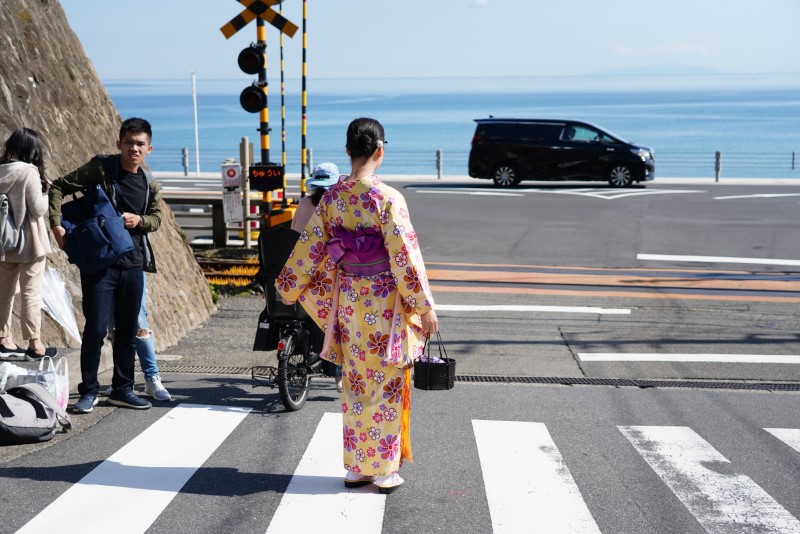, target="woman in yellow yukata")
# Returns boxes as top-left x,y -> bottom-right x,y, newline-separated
277,117 -> 438,494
